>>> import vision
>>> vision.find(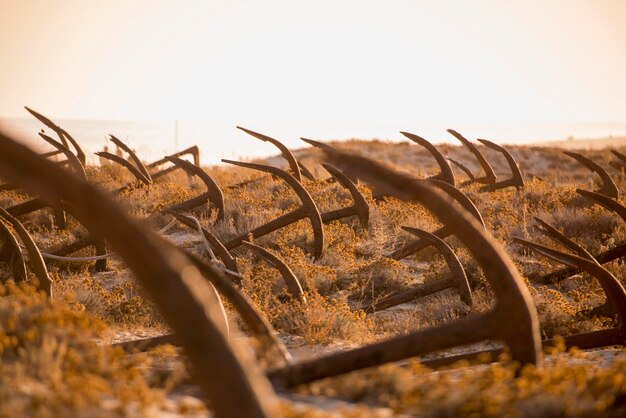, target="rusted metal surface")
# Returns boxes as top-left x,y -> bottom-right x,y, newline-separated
320,163 -> 369,230
0,127 -> 276,418
237,126 -> 302,182
448,158 -> 475,182
532,190 -> 626,283
163,157 -> 225,221
563,151 -> 619,198
389,179 -> 484,260
25,107 -> 87,166
0,208 -> 53,297
611,149 -> 626,167
297,160 -> 316,181
242,241 -> 306,302
514,237 -> 626,350
447,129 -> 497,185
532,217 -> 593,259
267,148 -> 541,388
96,151 -> 152,185
221,160 -> 324,259
38,132 -> 86,179
3,130 -> 86,228
49,158 -> 227,262
477,139 -> 524,191
0,217 -> 27,283
361,226 -> 471,313
148,145 -> 200,169
532,241 -> 626,284
400,131 -> 455,186
117,247 -> 292,368
168,211 -> 240,283
109,134 -> 152,182
576,189 -> 626,223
